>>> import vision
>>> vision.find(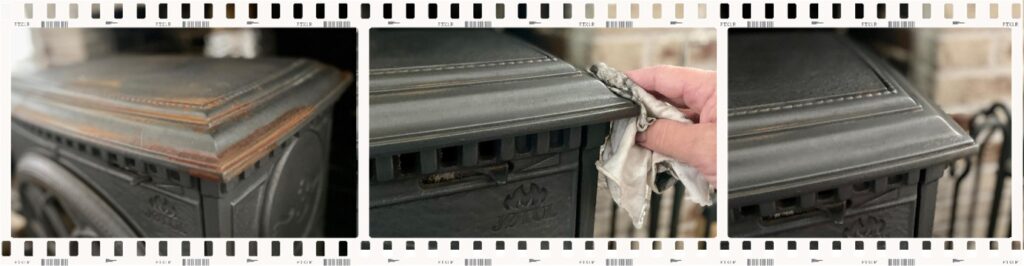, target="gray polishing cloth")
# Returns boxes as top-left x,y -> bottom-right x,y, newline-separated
589,63 -> 714,229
